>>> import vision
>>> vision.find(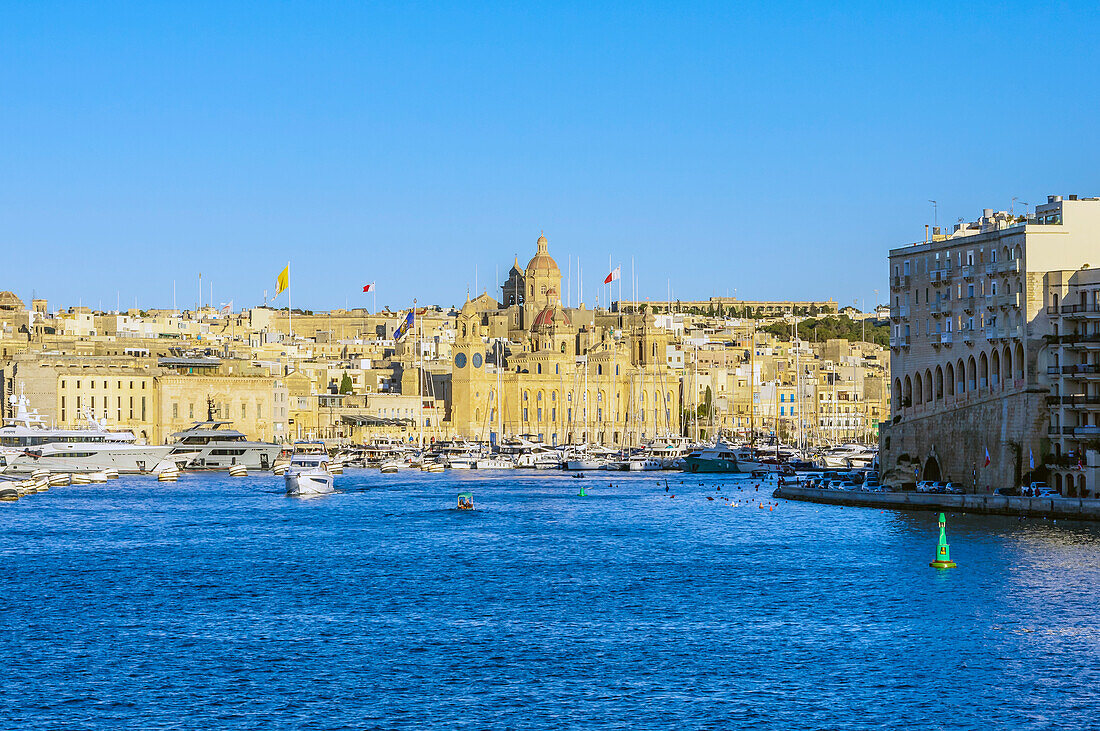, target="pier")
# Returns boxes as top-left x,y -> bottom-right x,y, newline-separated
773,484 -> 1100,521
